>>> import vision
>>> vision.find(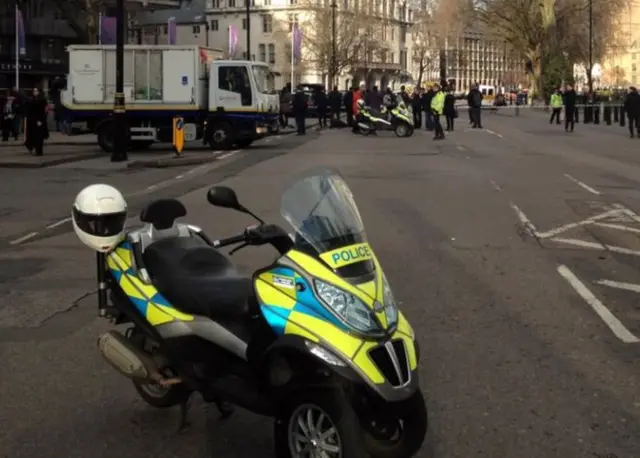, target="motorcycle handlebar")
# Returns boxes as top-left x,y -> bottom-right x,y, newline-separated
213,233 -> 247,248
